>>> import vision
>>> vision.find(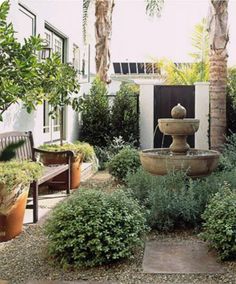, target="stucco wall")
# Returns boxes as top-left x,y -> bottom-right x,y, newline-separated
194,82 -> 209,150
139,84 -> 154,149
